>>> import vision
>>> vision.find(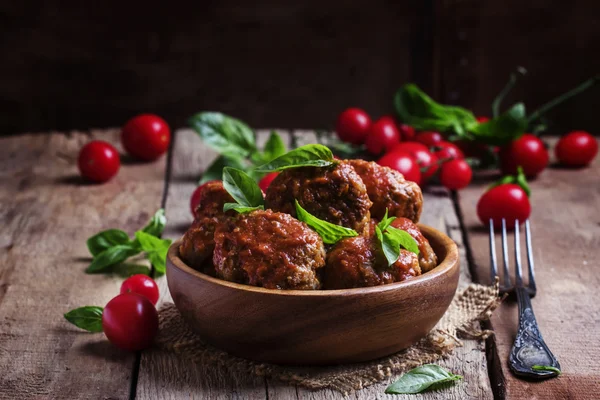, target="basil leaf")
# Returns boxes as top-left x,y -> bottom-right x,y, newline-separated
532,365 -> 561,375
200,155 -> 247,185
64,306 -> 104,333
377,226 -> 401,266
135,231 -> 173,277
255,144 -> 334,172
470,103 -> 528,145
148,247 -> 168,276
295,200 -> 358,244
262,131 -> 287,162
385,364 -> 463,394
86,244 -> 141,273
222,167 -> 265,207
141,209 -> 166,238
376,209 -> 397,233
223,203 -> 264,214
189,112 -> 257,159
386,226 -> 420,255
87,229 -> 130,257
